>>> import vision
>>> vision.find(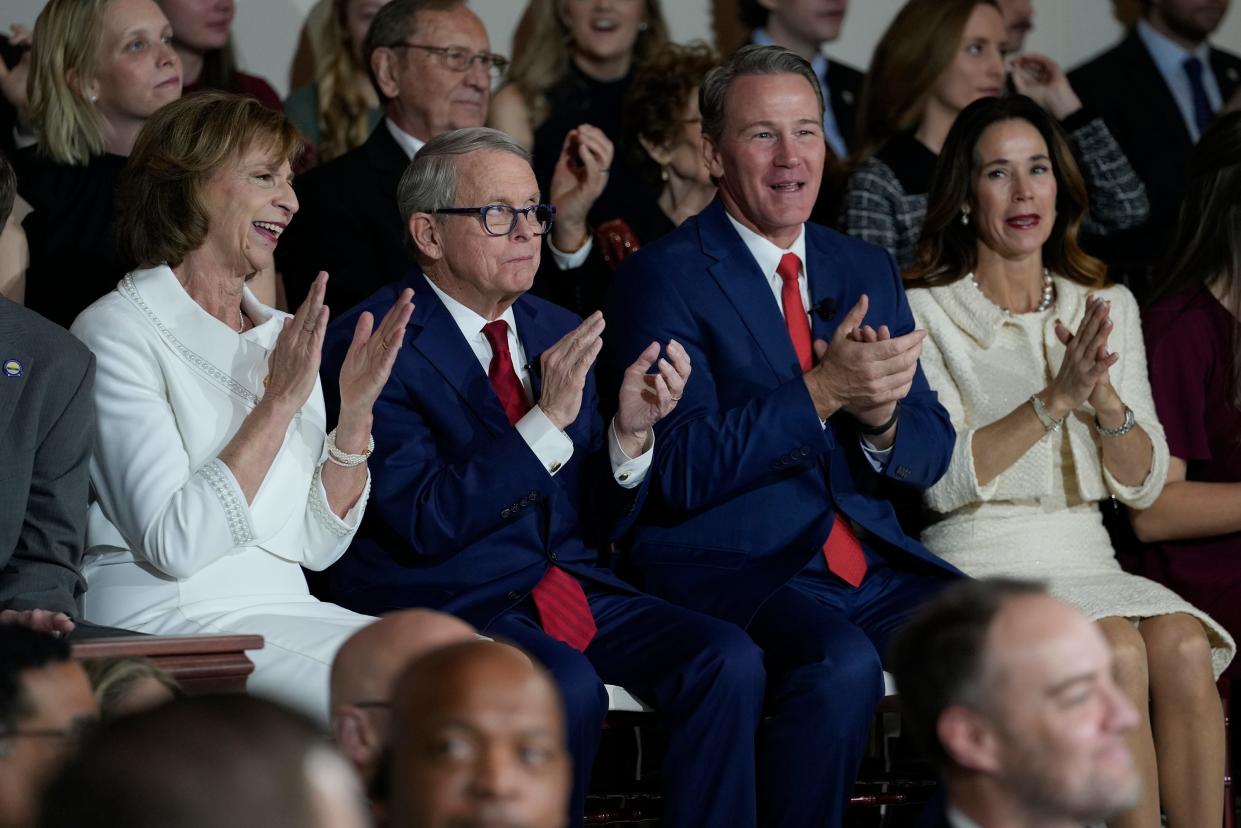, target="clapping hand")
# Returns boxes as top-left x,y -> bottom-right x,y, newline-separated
538,312 -> 606,430
1048,295 -> 1120,418
264,271 -> 330,416
337,286 -> 415,418
804,295 -> 925,426
1010,52 -> 1083,119
549,124 -> 613,253
614,339 -> 691,457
